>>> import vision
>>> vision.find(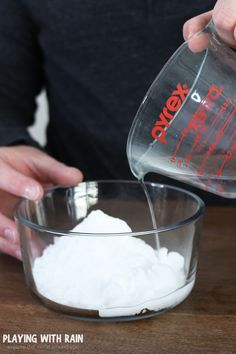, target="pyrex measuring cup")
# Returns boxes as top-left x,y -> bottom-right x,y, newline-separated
127,21 -> 236,198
